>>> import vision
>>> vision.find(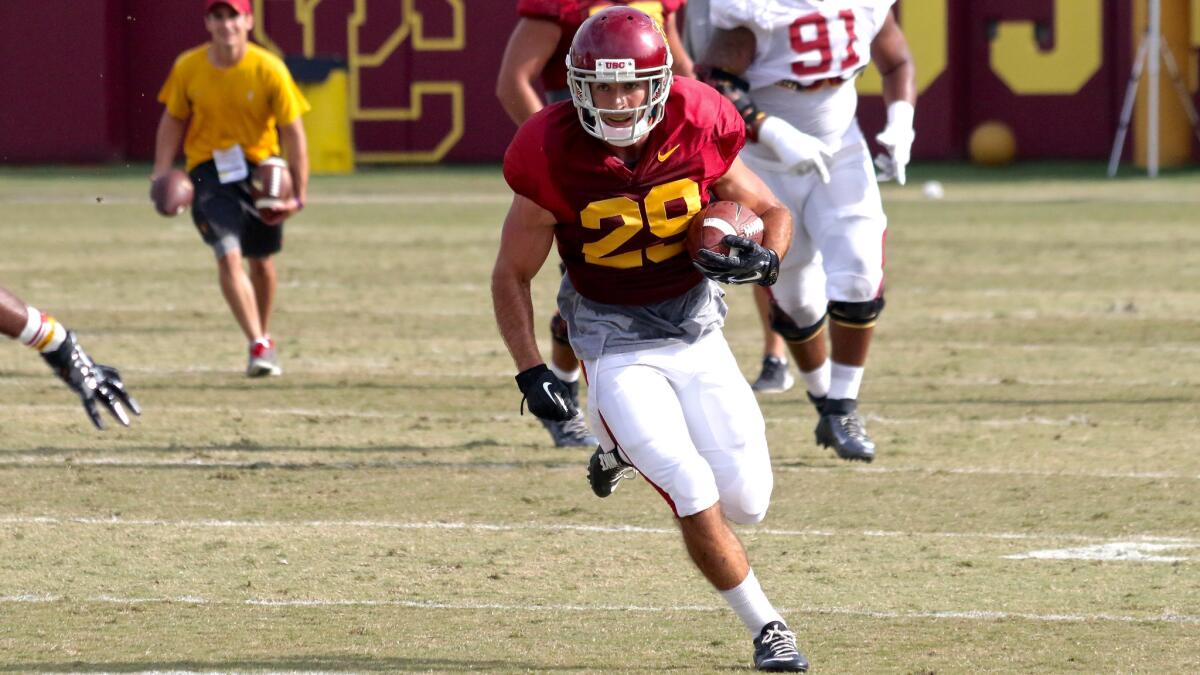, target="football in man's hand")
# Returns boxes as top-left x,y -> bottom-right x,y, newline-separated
251,157 -> 294,213
150,170 -> 194,217
686,200 -> 765,259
